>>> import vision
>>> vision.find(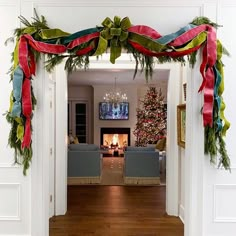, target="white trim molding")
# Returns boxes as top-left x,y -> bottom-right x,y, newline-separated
184,58 -> 204,236
179,204 -> 185,223
0,164 -> 20,168
166,63 -> 182,216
